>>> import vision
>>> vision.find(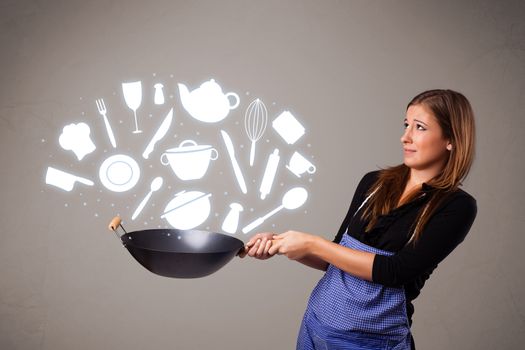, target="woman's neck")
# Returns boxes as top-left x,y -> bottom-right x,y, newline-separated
408,167 -> 441,186
397,167 -> 441,207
